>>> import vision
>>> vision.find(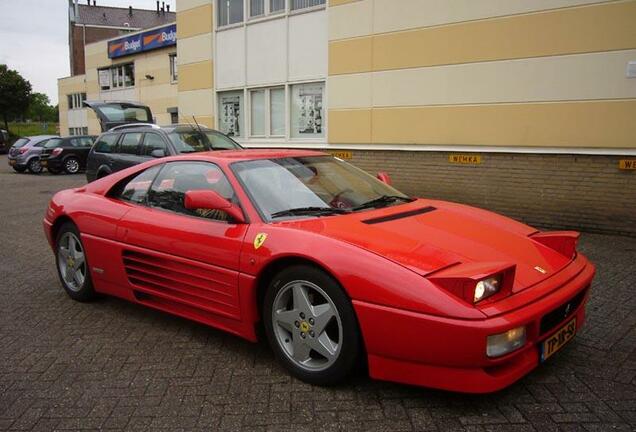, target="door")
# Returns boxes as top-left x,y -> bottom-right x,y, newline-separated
83,101 -> 154,132
70,136 -> 95,166
115,161 -> 249,321
112,132 -> 146,172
